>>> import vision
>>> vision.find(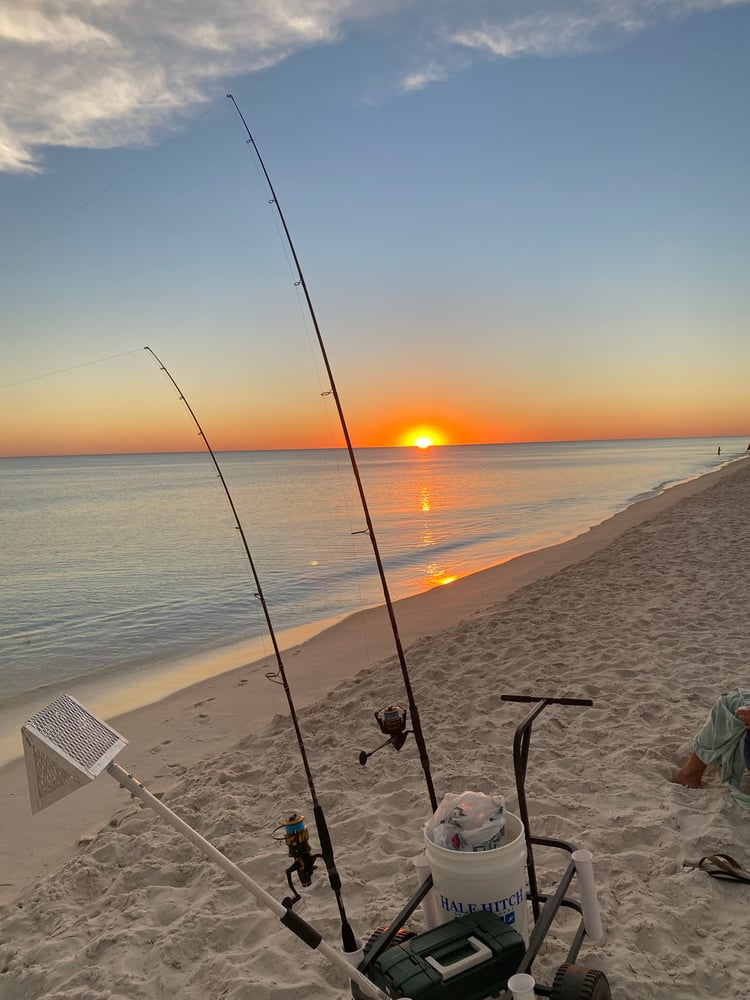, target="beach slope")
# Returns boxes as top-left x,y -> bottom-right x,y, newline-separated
1,459 -> 749,1000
